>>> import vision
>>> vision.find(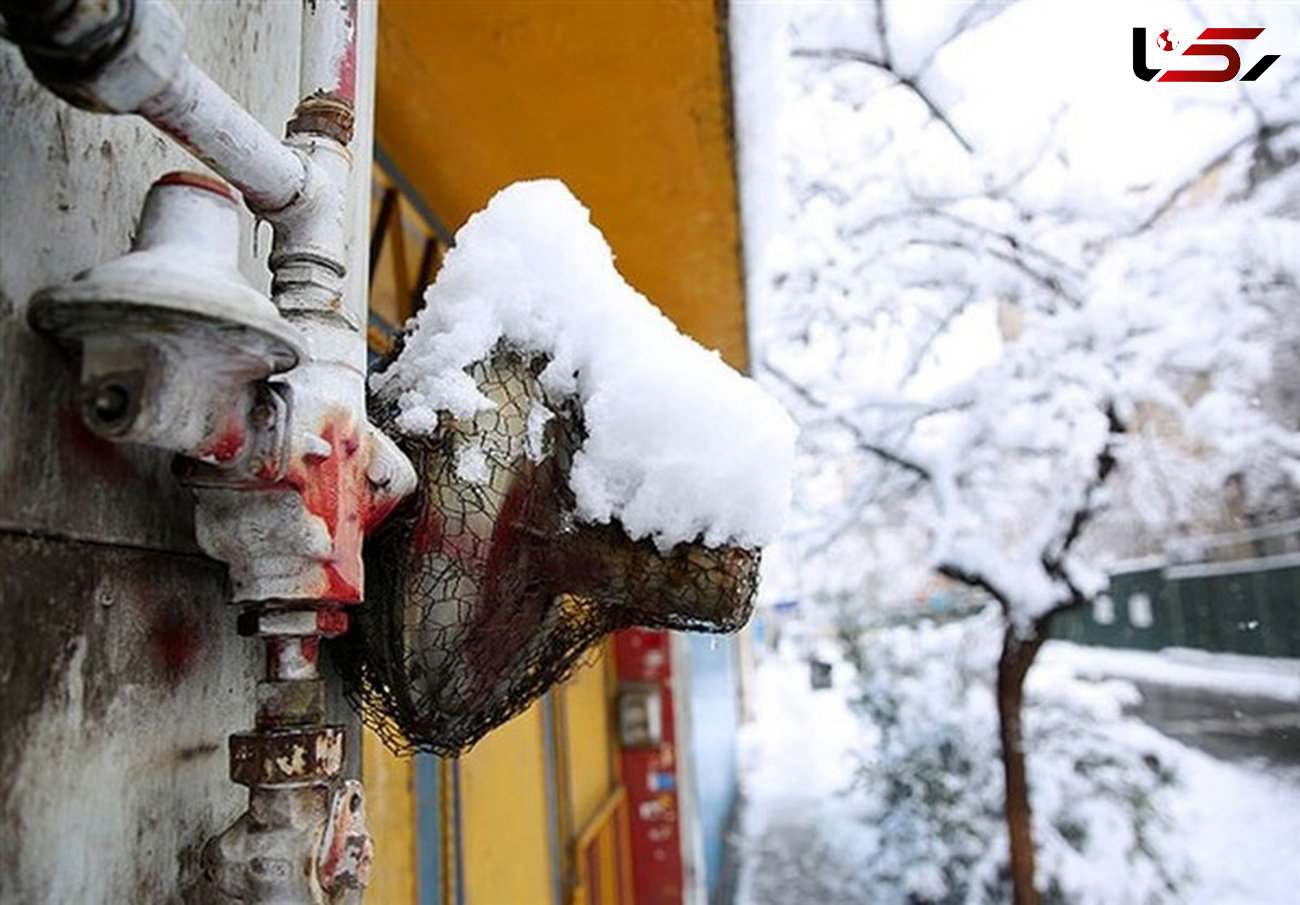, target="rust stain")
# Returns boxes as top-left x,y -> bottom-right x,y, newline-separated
151,612 -> 201,681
